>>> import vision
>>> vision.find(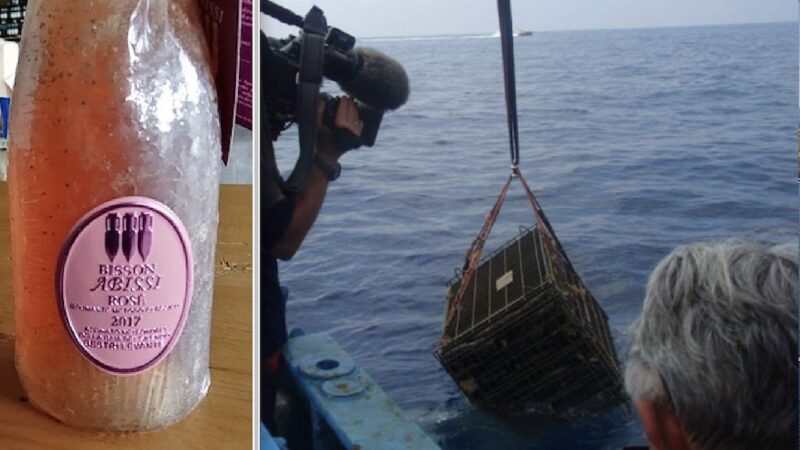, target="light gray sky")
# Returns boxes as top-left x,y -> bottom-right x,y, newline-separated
263,0 -> 797,38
